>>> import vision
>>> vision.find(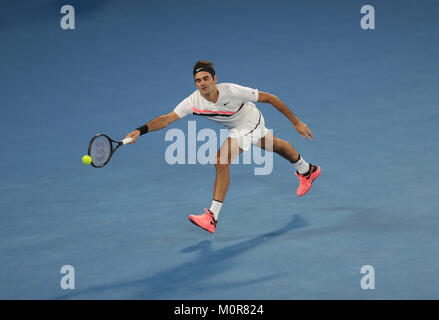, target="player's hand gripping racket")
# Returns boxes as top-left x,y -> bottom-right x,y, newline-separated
88,134 -> 132,168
